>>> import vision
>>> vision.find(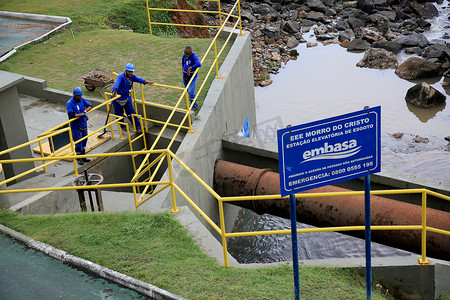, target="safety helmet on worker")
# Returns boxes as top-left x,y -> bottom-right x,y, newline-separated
125,63 -> 135,72
73,87 -> 83,96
